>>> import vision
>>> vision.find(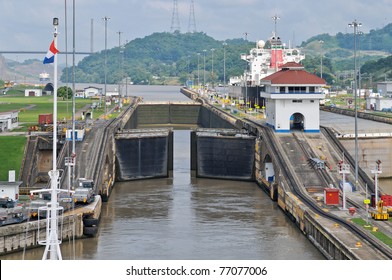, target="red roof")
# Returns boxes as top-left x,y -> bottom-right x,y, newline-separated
262,62 -> 326,85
